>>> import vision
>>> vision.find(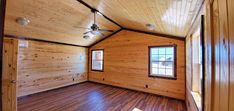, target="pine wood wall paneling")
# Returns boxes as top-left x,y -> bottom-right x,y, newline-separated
17,40 -> 88,97
2,38 -> 18,111
89,30 -> 185,100
205,0 -> 233,110
228,0 -> 234,110
211,0 -> 220,110
0,0 -> 7,110
204,1 -> 213,111
217,0 -> 229,110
